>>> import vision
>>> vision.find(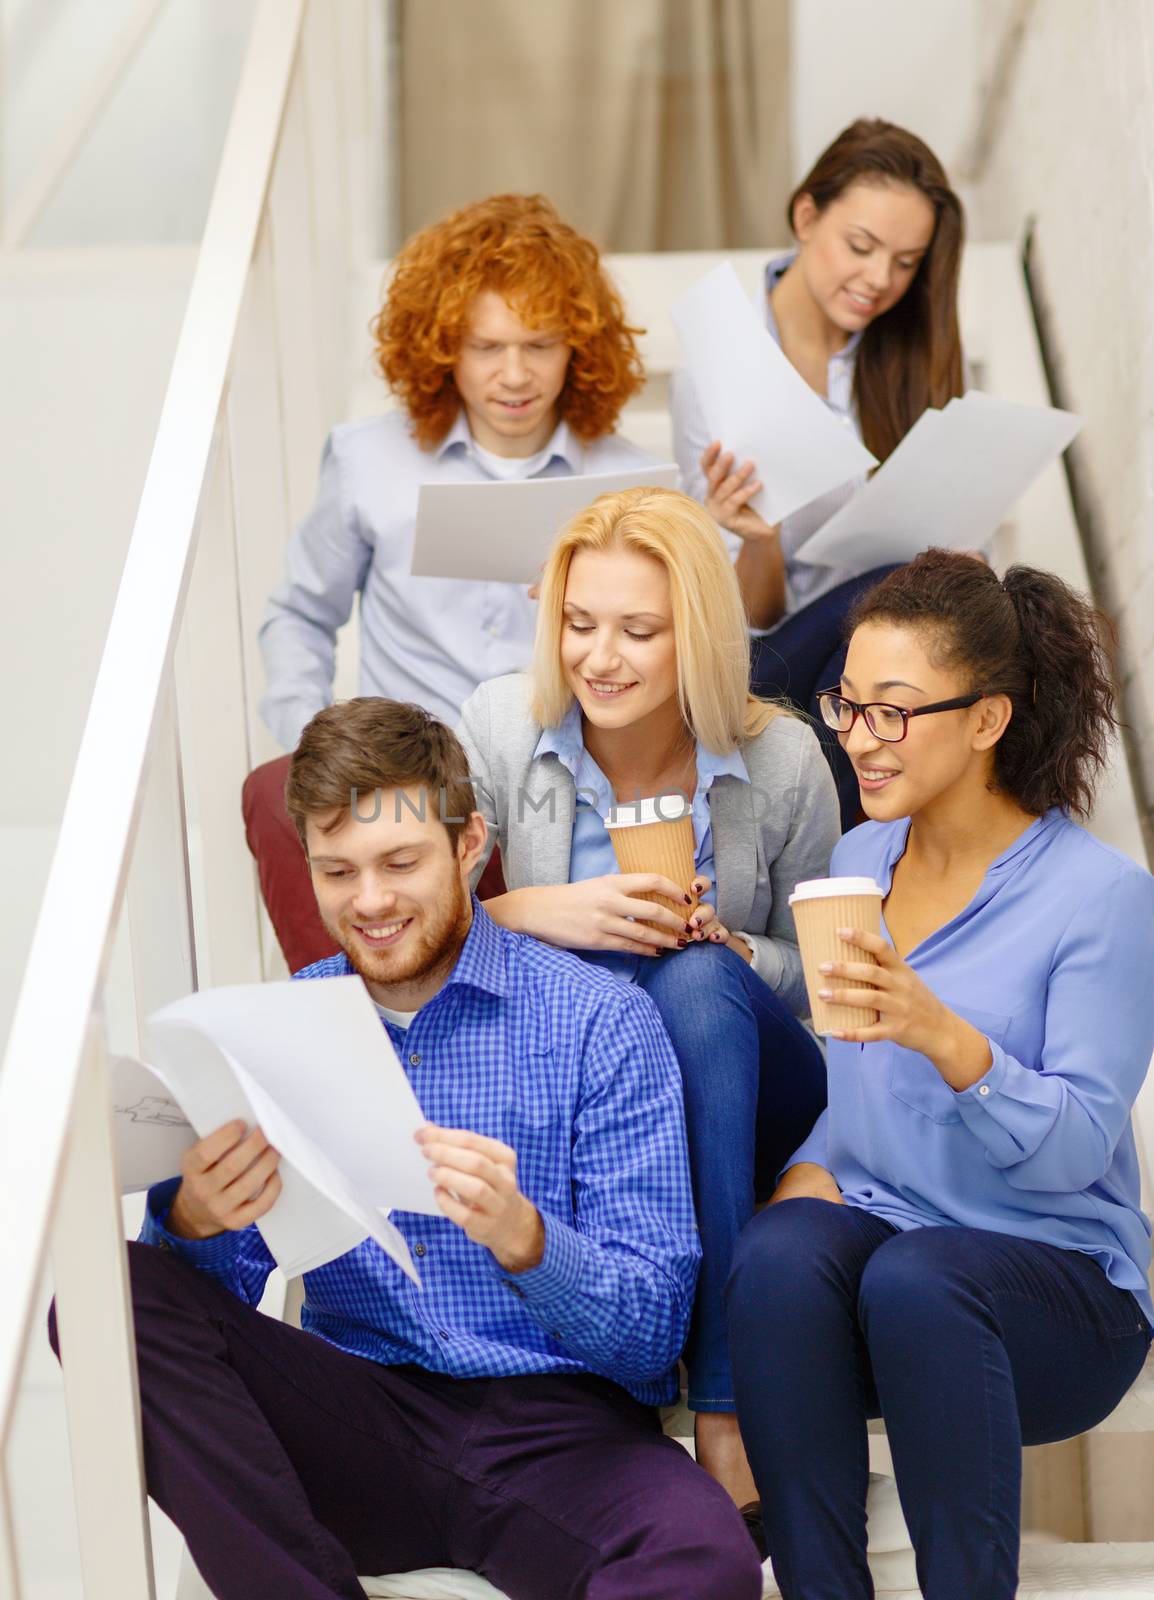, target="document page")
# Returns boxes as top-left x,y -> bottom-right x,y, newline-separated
670,261 -> 876,525
411,464 -> 679,584
112,975 -> 443,1280
793,392 -> 1082,568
